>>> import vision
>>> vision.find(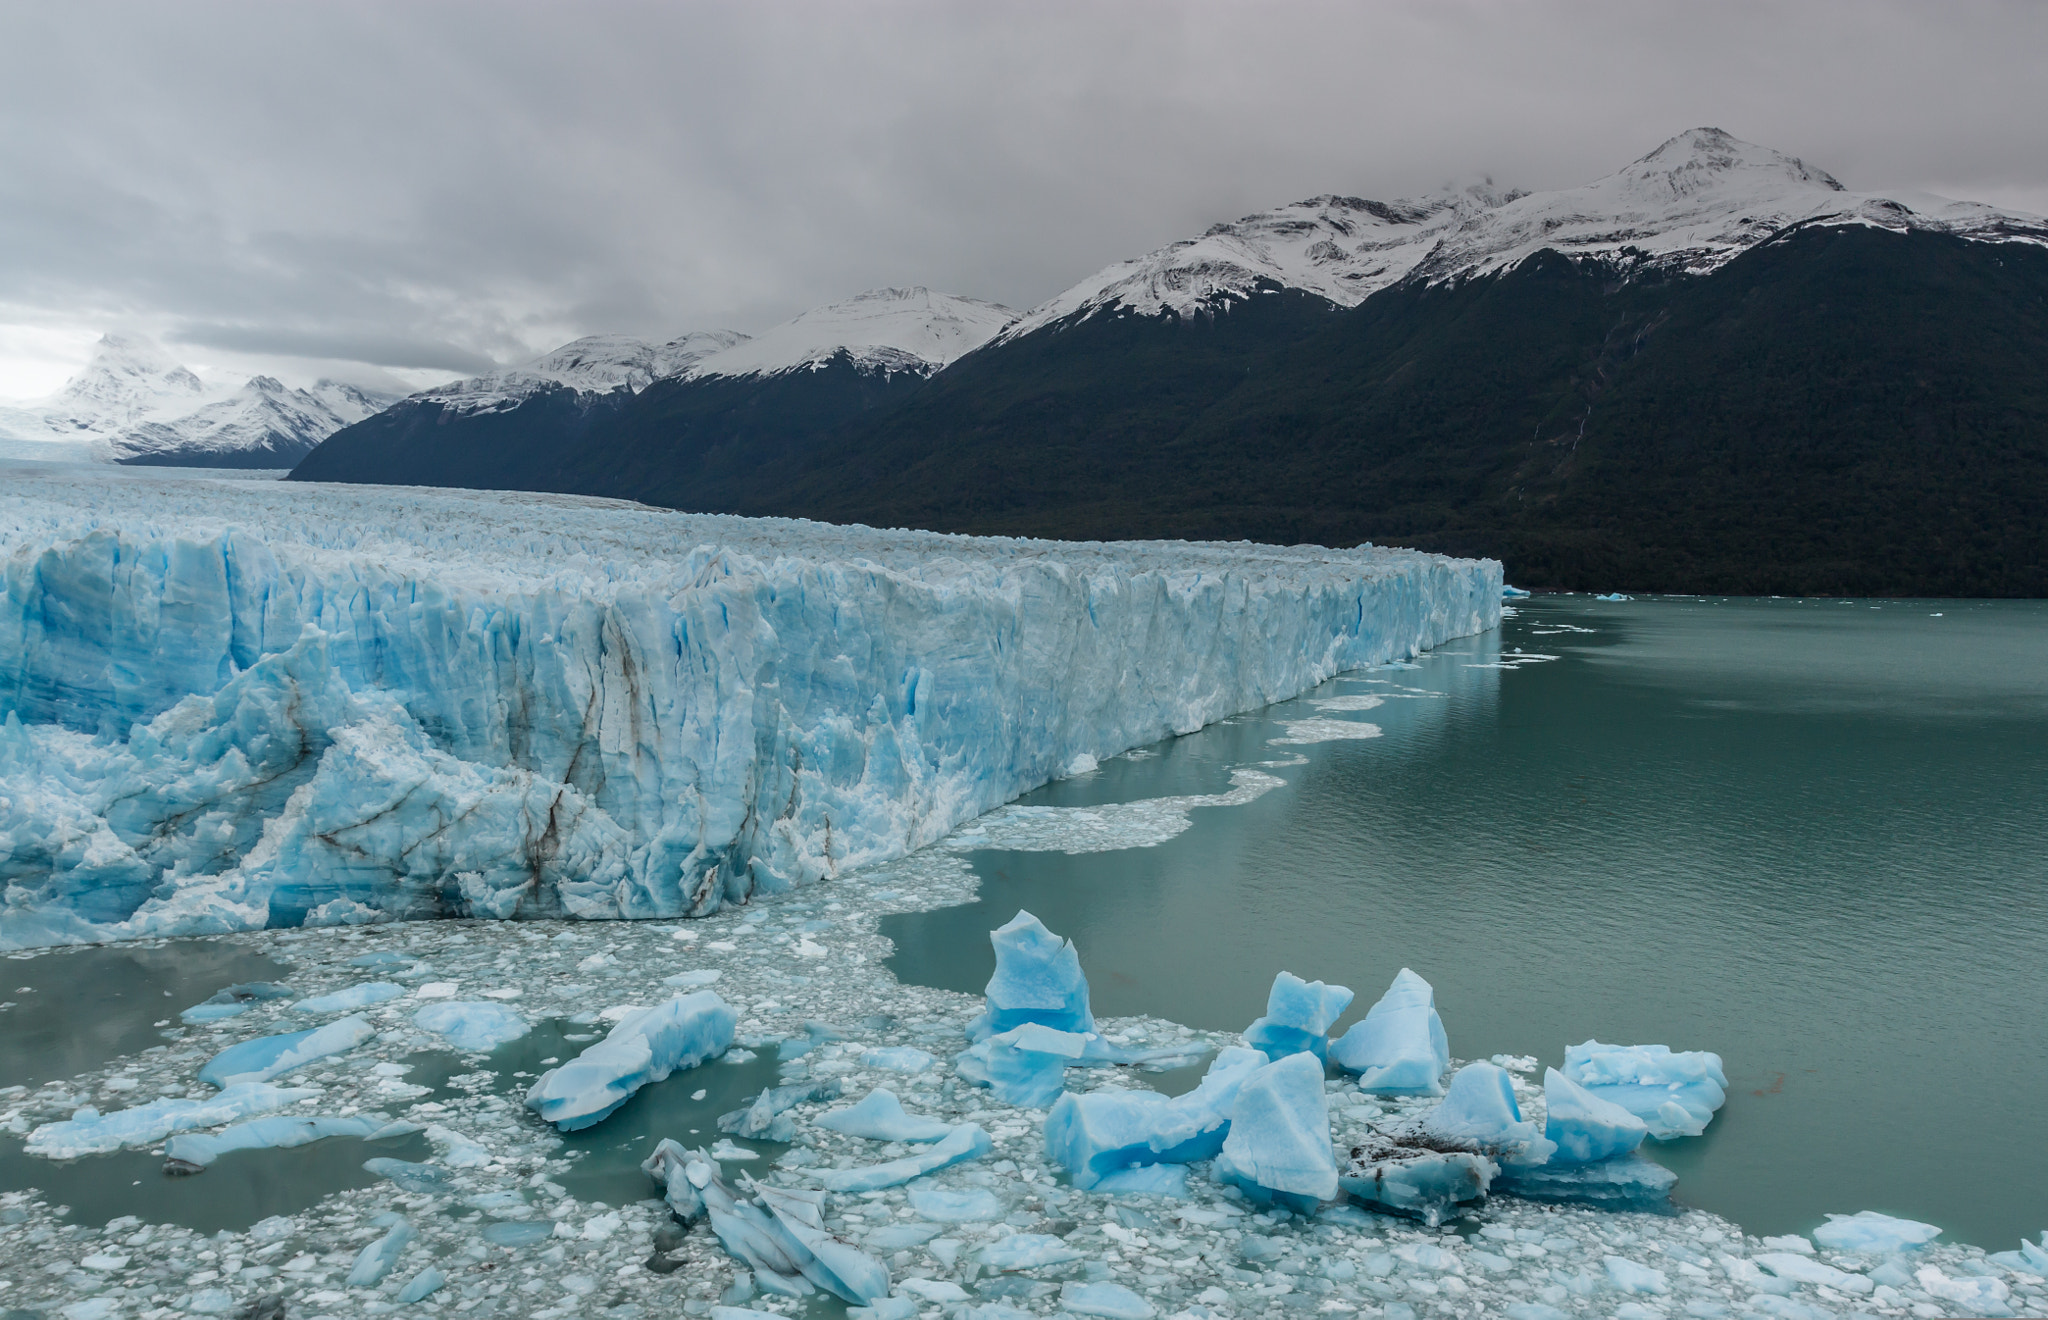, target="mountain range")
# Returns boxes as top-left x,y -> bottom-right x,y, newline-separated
239,131 -> 2048,591
0,334 -> 396,467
